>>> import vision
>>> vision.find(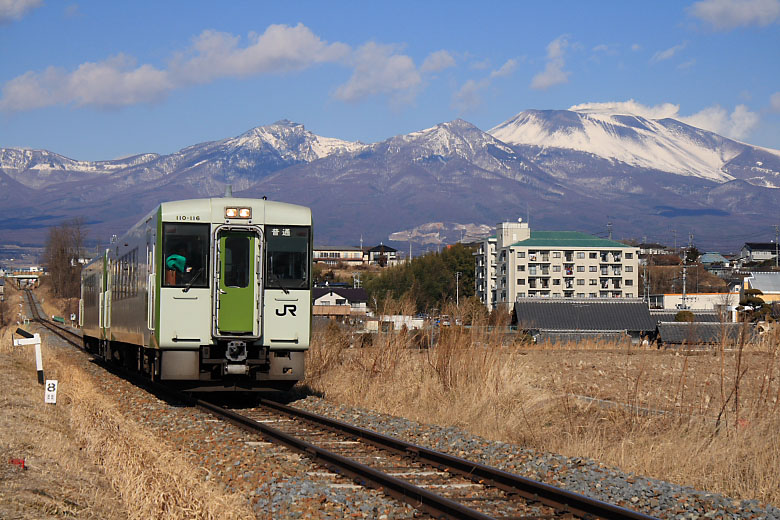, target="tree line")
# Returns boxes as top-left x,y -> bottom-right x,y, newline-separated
362,243 -> 477,313
43,218 -> 87,299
